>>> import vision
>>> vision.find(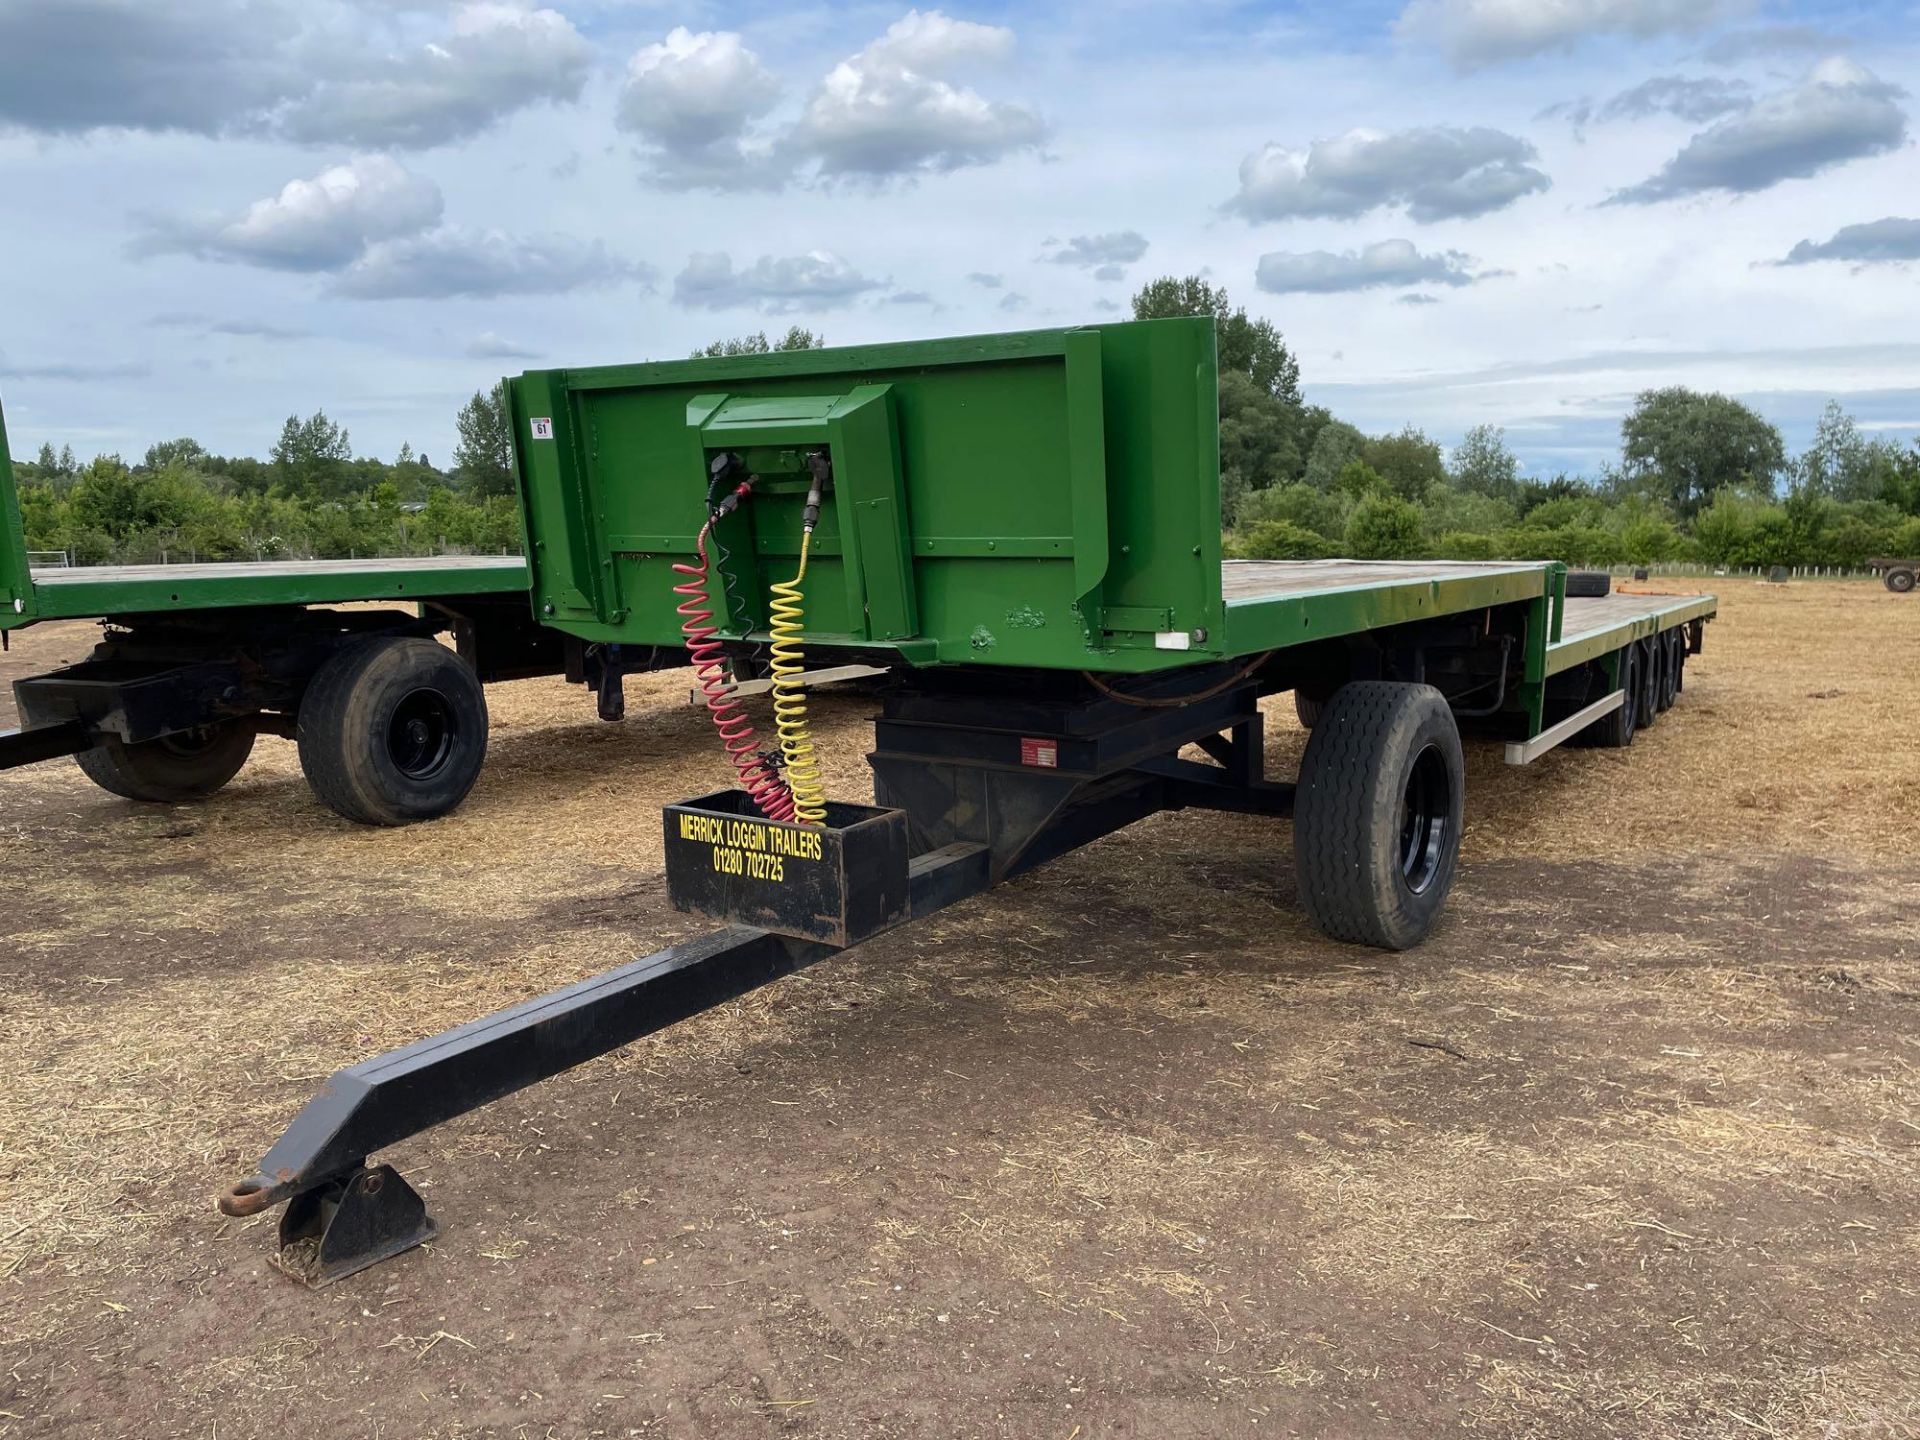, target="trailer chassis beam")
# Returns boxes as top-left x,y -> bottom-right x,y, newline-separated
0,720 -> 92,770
220,843 -> 990,1283
221,680 -> 1296,1284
